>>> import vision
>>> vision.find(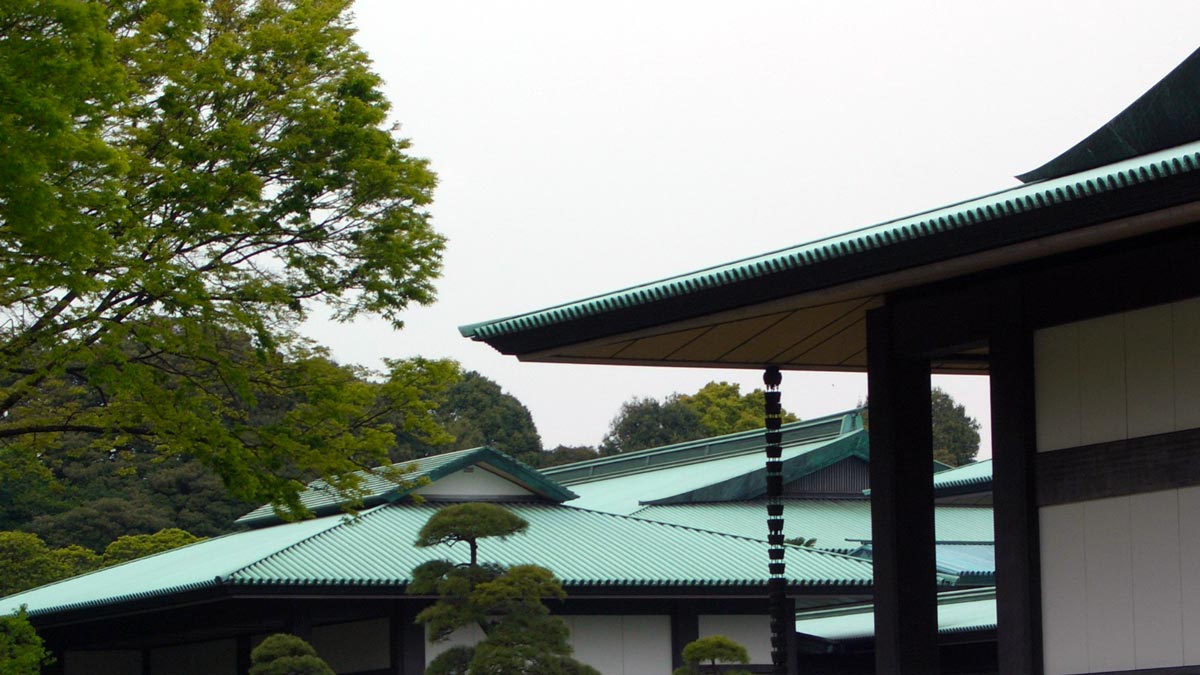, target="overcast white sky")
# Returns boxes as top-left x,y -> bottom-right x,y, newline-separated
303,1 -> 1200,455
